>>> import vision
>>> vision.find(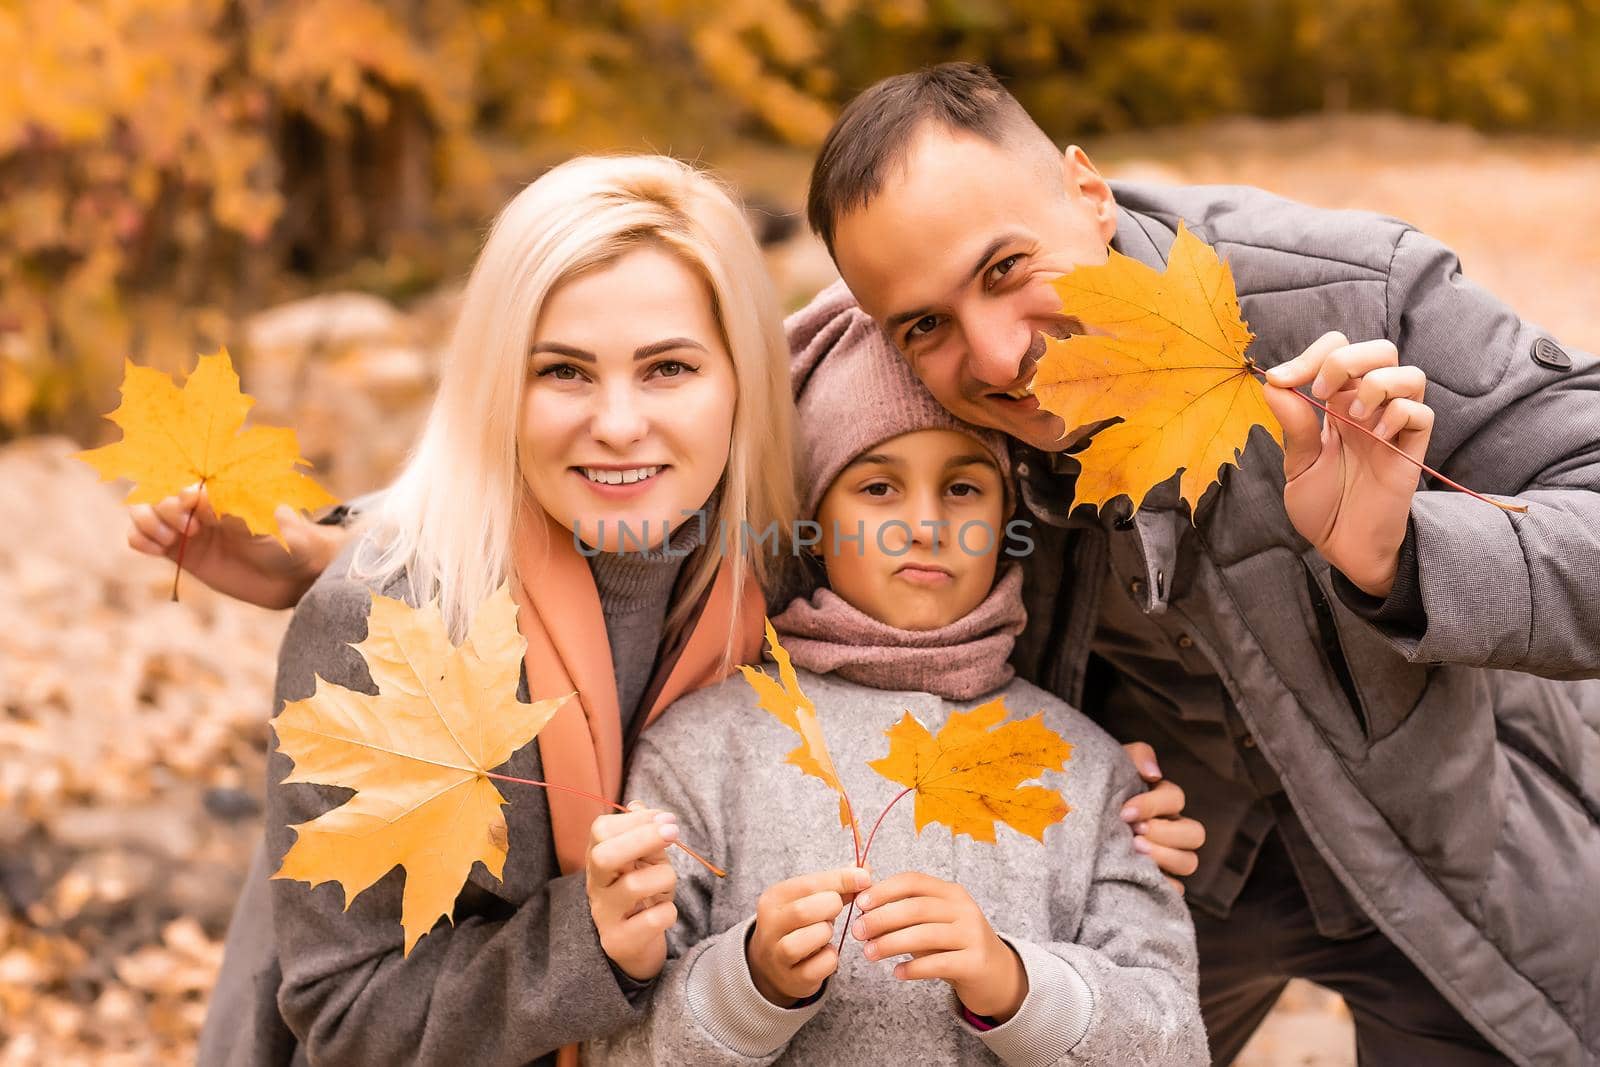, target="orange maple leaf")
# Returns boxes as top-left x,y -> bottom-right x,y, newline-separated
740,620 -> 862,856
76,348 -> 336,545
1035,221 -> 1282,514
867,697 -> 1073,844
272,583 -> 571,955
